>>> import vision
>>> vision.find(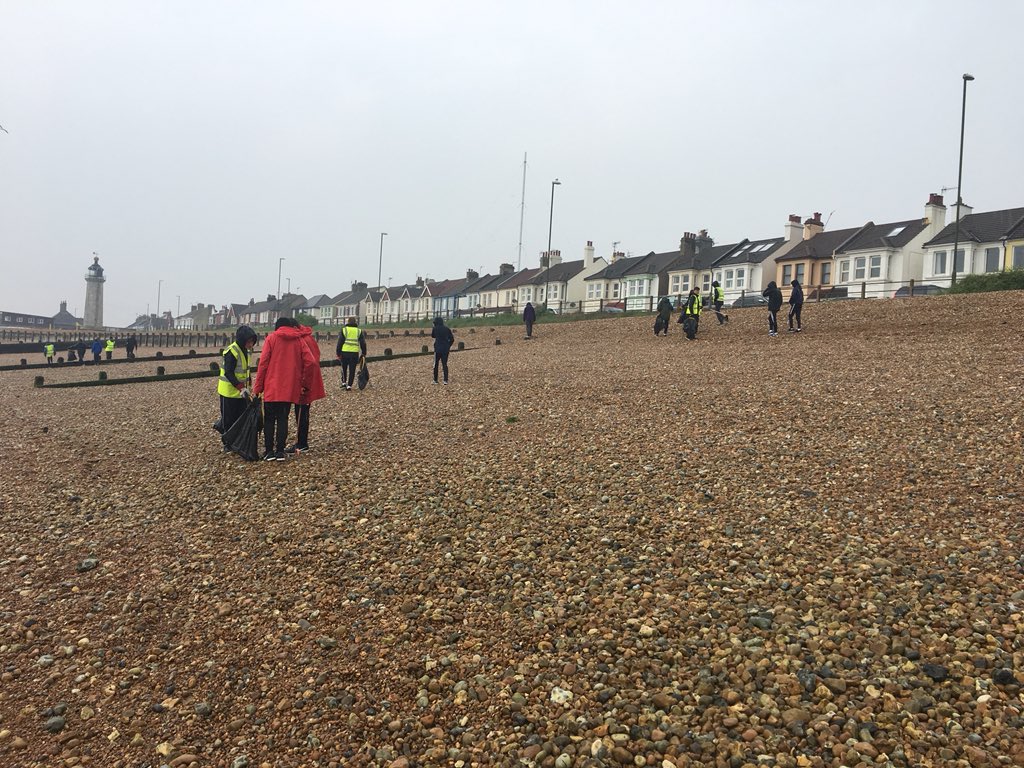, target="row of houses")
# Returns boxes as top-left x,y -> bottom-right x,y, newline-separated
142,193 -> 1024,330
